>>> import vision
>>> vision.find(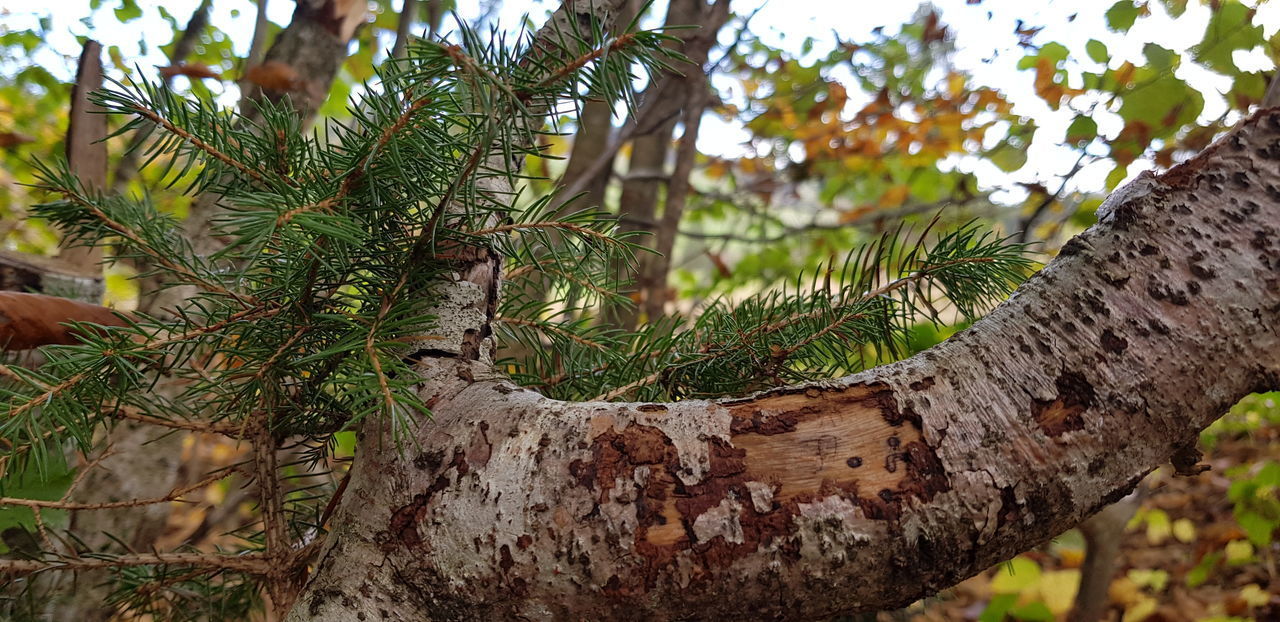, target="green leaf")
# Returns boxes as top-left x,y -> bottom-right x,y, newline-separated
1086,39 -> 1109,64
1012,601 -> 1055,622
980,594 -> 1019,622
1235,510 -> 1276,548
1143,43 -> 1178,71
1186,552 -> 1221,587
1117,75 -> 1202,137
908,167 -> 943,203
1255,461 -> 1280,486
1065,115 -> 1098,145
989,142 -> 1028,172
1106,164 -> 1129,190
1161,0 -> 1188,17
1191,0 -> 1263,75
0,465 -> 75,551
1106,0 -> 1141,32
1039,41 -> 1070,63
113,0 -> 143,23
